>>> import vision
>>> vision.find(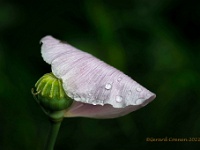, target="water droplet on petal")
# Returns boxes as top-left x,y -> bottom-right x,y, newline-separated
92,101 -> 97,105
92,100 -> 104,106
117,77 -> 122,82
136,87 -> 142,92
116,95 -> 123,103
105,83 -> 112,90
135,99 -> 144,105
